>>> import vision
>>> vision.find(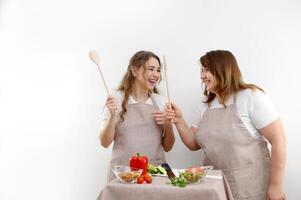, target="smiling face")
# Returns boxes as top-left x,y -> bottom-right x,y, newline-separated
201,66 -> 217,93
132,57 -> 161,91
